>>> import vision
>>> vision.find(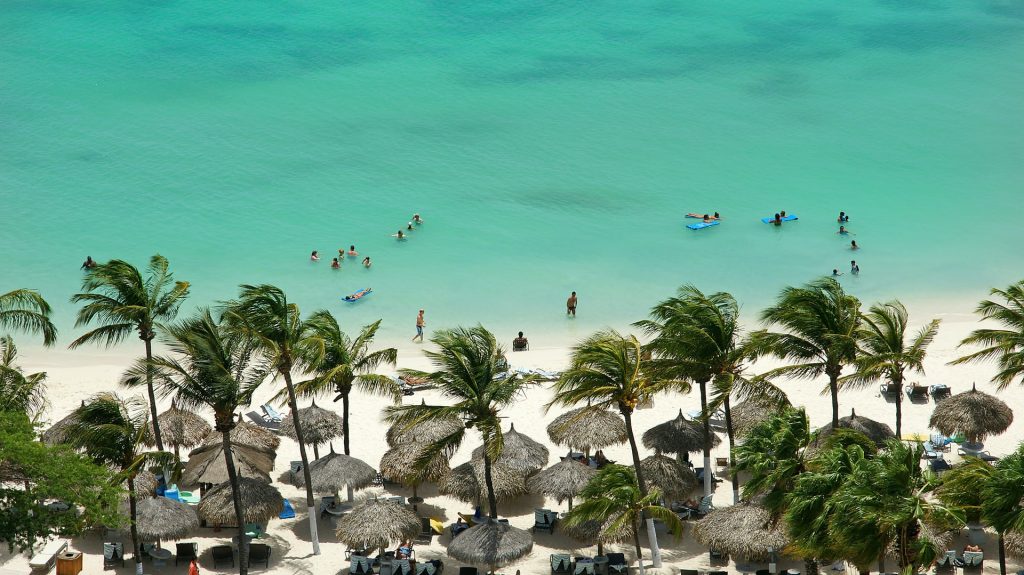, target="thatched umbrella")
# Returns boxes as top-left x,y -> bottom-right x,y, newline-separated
731,397 -> 790,438
134,471 -> 160,497
335,498 -> 420,556
181,442 -> 275,488
546,406 -> 628,453
197,477 -> 283,525
293,445 -> 377,502
471,424 -> 549,475
147,400 -> 212,459
279,401 -> 342,459
202,414 -> 280,451
692,502 -> 787,562
386,400 -> 462,448
883,521 -> 953,563
446,518 -> 534,573
526,458 -> 596,510
562,514 -> 634,556
640,454 -> 699,502
438,461 -> 527,505
1006,530 -> 1024,558
41,401 -> 83,445
133,496 -> 200,541
642,409 -> 722,458
379,445 -> 449,506
929,384 -> 1014,445
815,408 -> 895,446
